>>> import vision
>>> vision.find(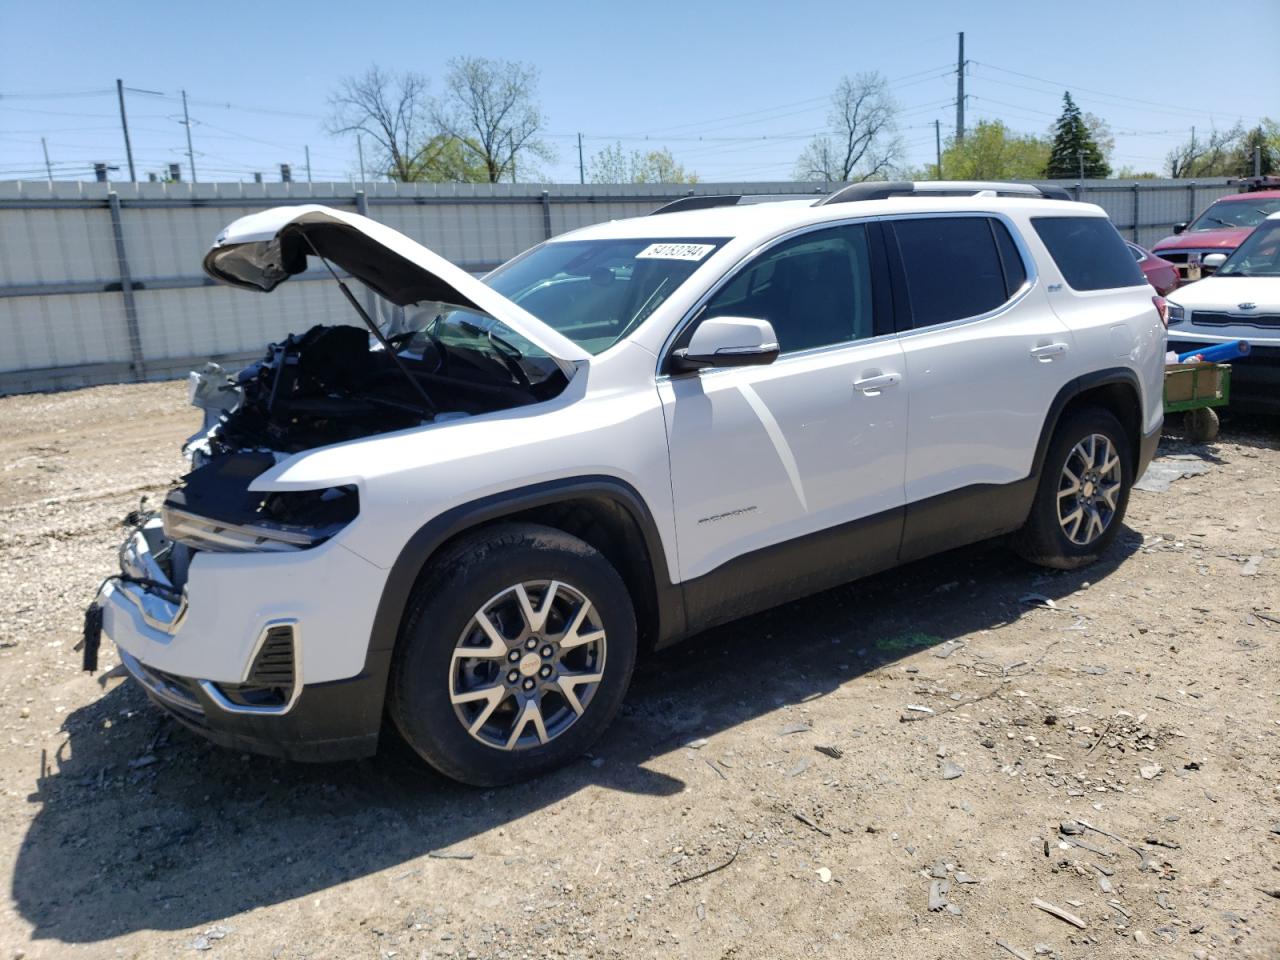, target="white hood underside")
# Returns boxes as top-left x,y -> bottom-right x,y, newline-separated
203,205 -> 588,377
